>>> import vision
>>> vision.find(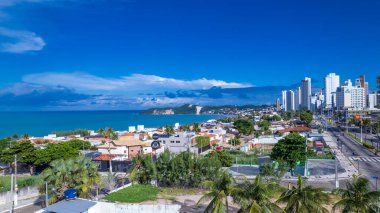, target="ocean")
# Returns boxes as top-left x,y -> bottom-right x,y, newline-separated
0,111 -> 223,138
